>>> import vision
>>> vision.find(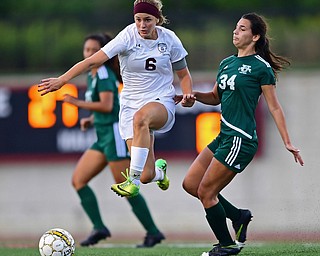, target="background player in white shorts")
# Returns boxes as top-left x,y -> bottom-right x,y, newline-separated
38,0 -> 195,197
